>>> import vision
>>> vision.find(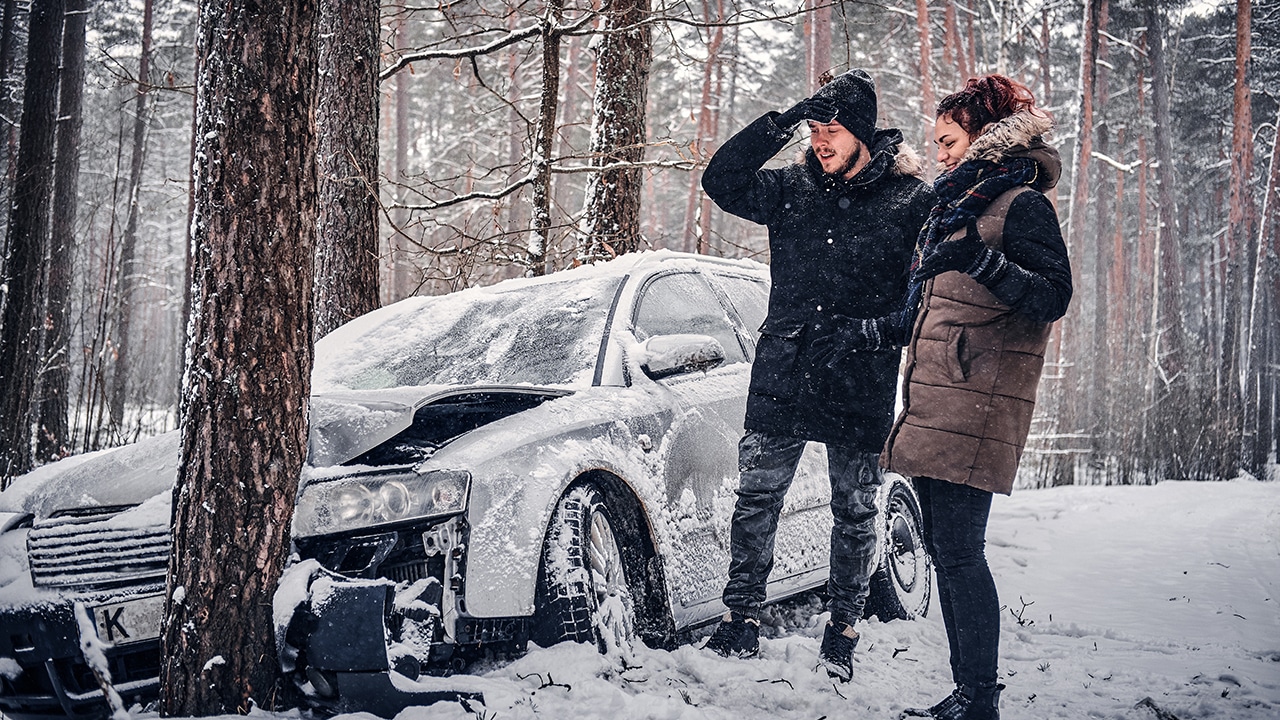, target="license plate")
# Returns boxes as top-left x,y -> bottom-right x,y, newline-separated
92,594 -> 166,645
